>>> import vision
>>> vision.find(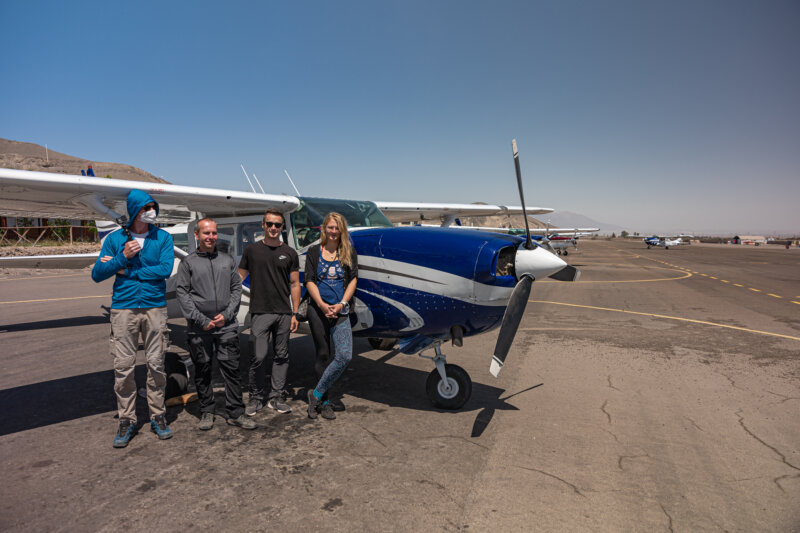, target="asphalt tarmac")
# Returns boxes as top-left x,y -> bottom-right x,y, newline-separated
1,240 -> 798,532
